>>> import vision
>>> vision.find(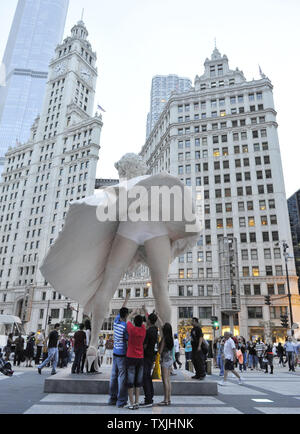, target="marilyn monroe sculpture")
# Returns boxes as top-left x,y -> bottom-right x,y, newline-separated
40,153 -> 201,371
